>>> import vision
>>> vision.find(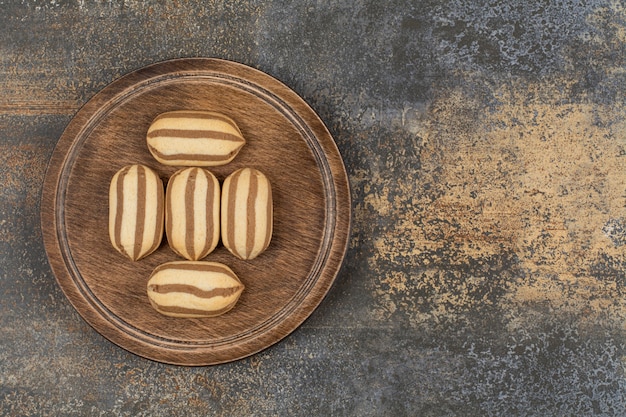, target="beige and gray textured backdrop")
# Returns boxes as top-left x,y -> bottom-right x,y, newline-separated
1,0 -> 625,415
